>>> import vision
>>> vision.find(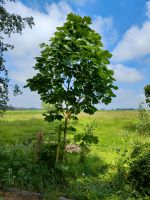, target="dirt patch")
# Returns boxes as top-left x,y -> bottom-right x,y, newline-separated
1,192 -> 41,200
0,188 -> 42,200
